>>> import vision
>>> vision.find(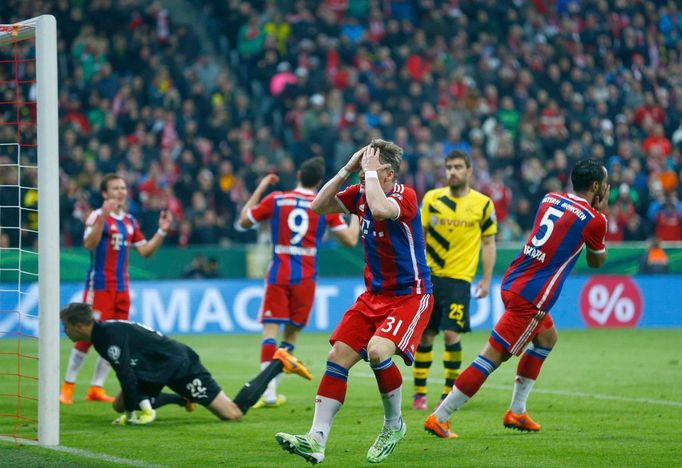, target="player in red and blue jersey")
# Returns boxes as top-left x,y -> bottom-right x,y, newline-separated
425,159 -> 609,439
276,140 -> 434,464
60,173 -> 173,405
238,157 -> 359,409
